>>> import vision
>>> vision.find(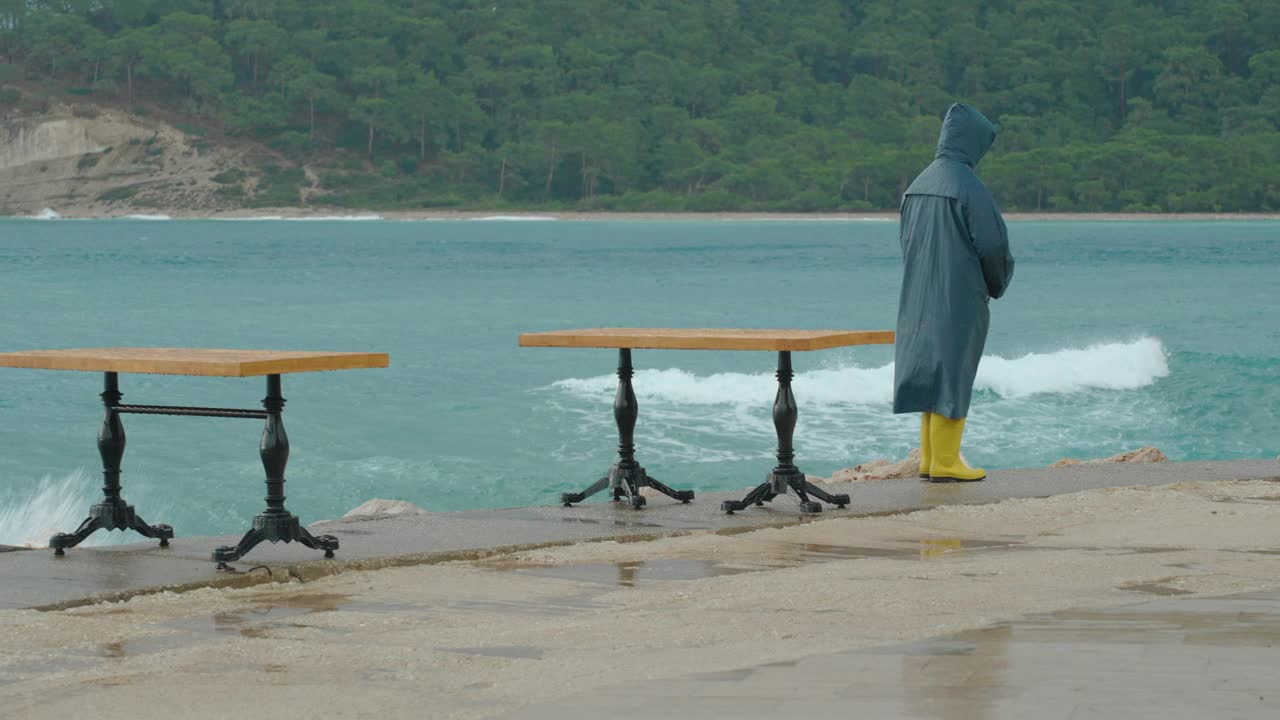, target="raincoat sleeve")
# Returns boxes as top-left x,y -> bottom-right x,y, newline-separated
965,193 -> 1014,299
